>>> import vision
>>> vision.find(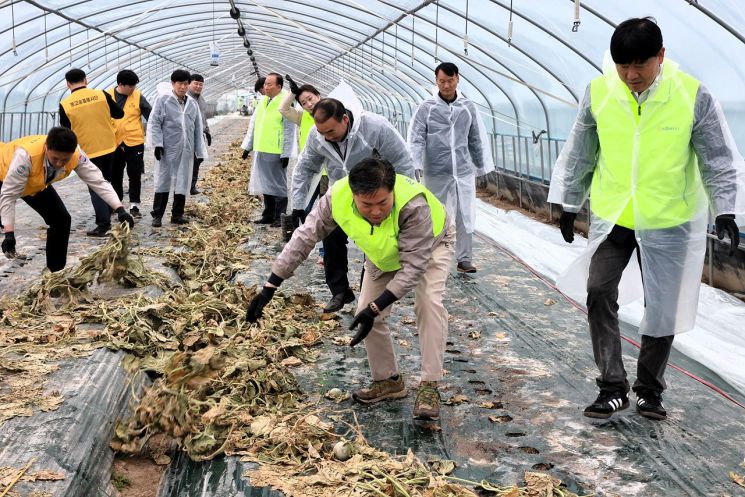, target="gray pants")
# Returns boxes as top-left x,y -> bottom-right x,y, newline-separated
587,225 -> 674,396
